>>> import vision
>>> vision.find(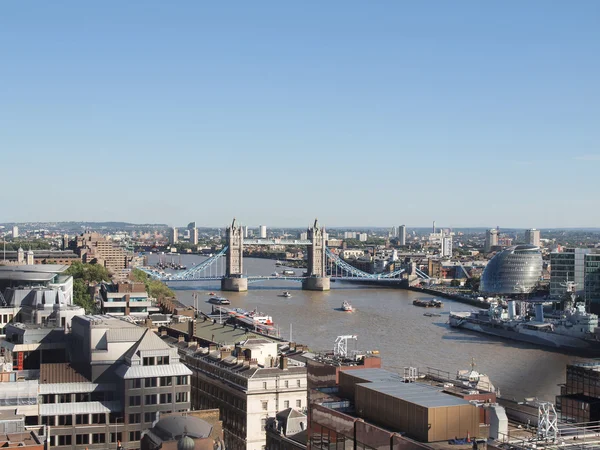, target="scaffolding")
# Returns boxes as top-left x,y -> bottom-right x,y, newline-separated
538,402 -> 559,441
